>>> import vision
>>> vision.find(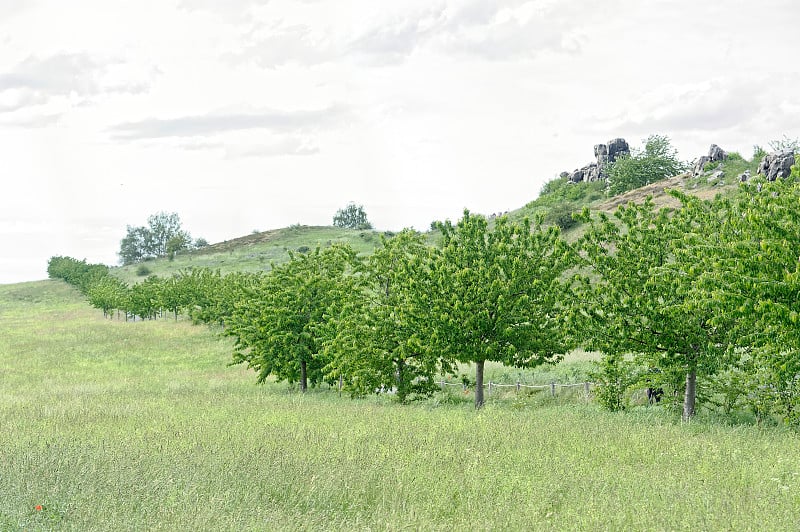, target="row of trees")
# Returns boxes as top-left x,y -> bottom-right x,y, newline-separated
51,163 -> 800,425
